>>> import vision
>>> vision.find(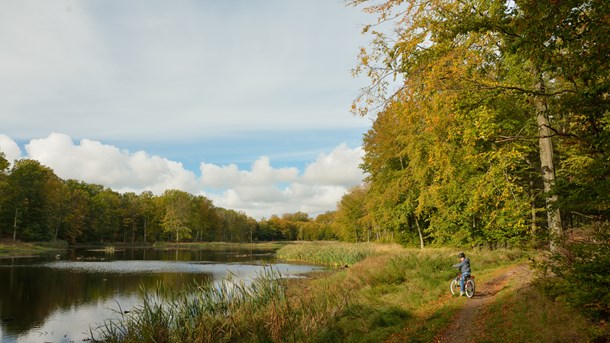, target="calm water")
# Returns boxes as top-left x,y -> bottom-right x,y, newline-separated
0,247 -> 321,343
